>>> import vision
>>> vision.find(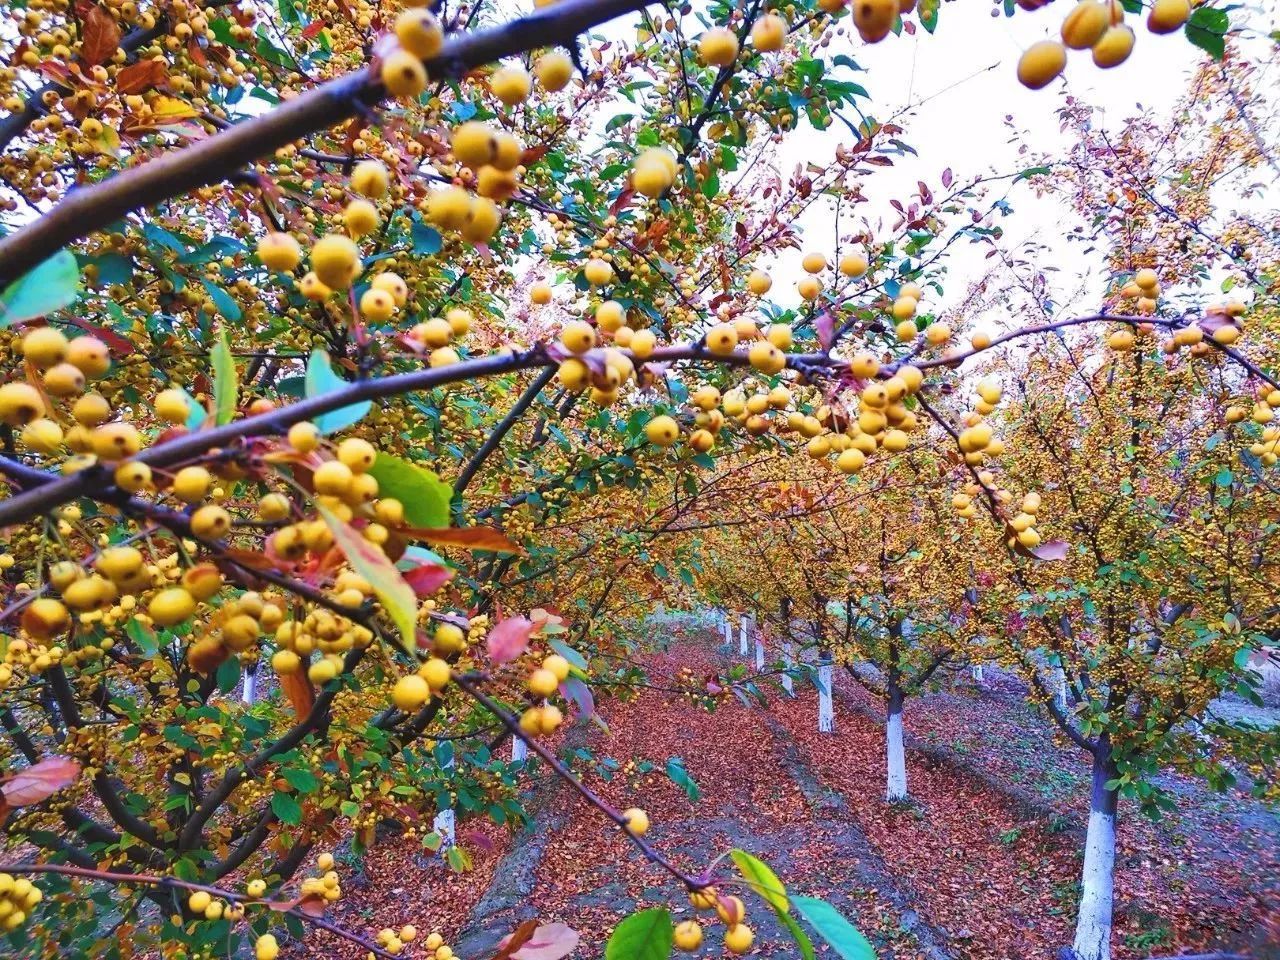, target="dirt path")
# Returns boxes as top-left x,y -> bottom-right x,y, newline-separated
308,628 -> 1277,958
